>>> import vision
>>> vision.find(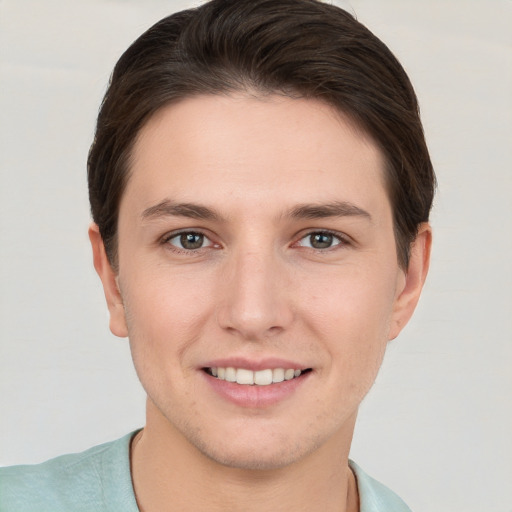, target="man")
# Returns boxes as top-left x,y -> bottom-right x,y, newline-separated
0,0 -> 434,510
